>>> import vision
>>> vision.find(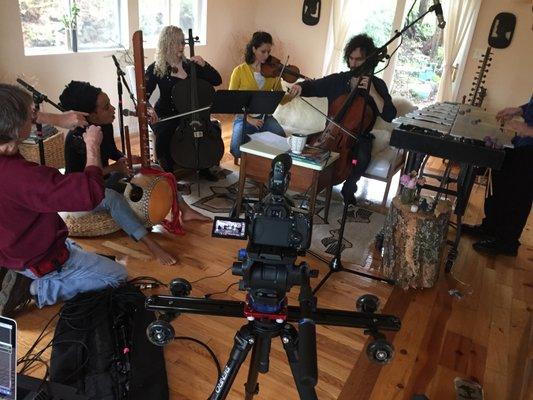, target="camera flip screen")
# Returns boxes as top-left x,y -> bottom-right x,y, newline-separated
212,217 -> 248,240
